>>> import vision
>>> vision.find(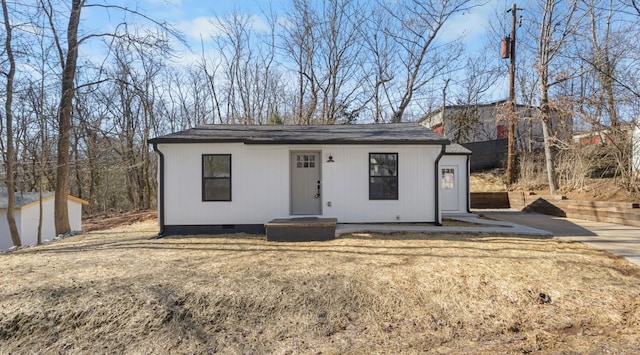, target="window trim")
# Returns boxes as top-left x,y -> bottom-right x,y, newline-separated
202,154 -> 232,201
369,152 -> 398,200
